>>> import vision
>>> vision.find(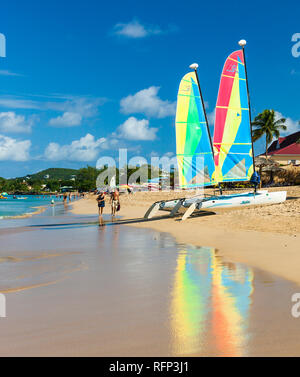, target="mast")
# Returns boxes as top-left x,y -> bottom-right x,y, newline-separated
189,63 -> 215,159
238,40 -> 256,171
